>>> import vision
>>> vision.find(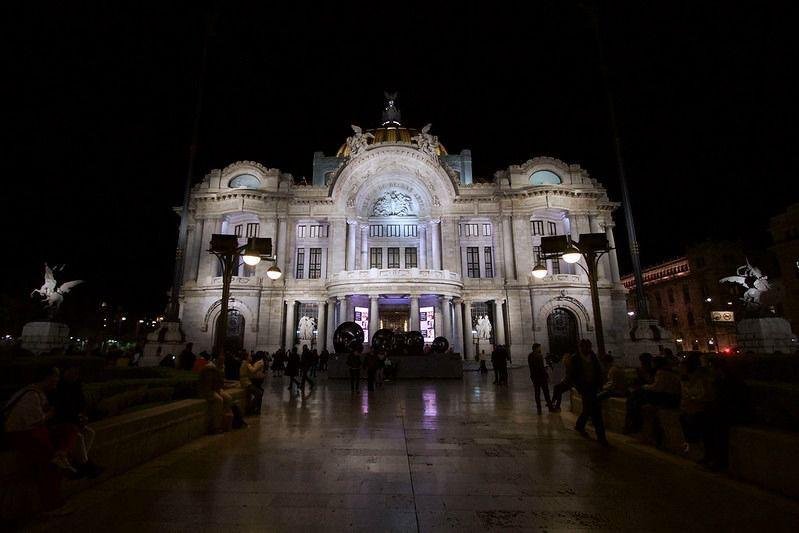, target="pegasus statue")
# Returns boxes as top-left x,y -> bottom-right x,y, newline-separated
31,263 -> 83,314
720,259 -> 770,307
